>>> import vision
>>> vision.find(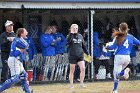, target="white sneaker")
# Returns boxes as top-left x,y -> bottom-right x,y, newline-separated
77,78 -> 80,82
112,90 -> 118,93
124,68 -> 130,79
70,85 -> 75,92
107,73 -> 112,79
80,84 -> 86,88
